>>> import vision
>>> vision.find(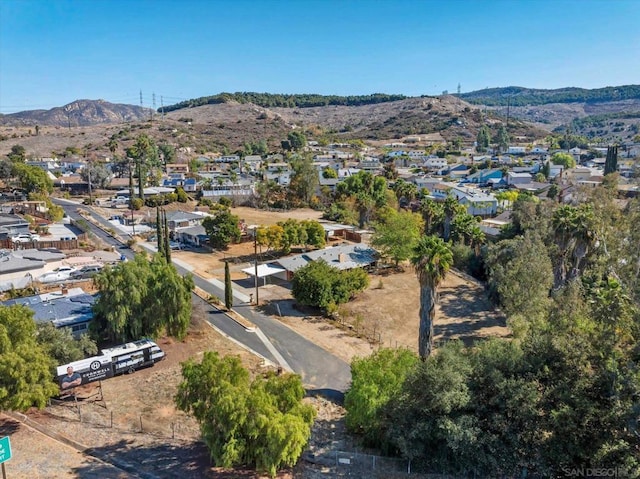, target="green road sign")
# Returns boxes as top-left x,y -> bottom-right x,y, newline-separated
0,436 -> 11,464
